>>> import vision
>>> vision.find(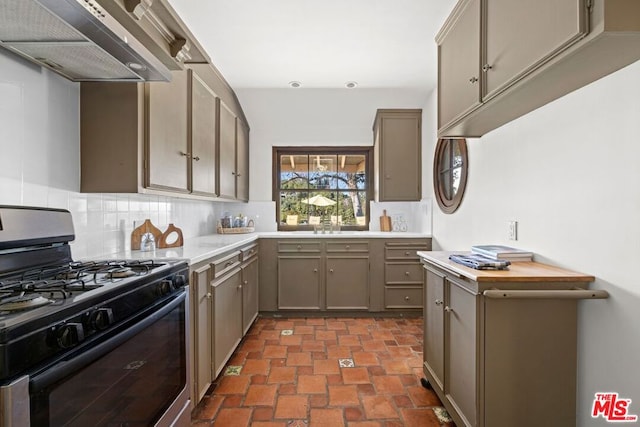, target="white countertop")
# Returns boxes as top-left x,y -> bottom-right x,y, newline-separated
107,231 -> 431,265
